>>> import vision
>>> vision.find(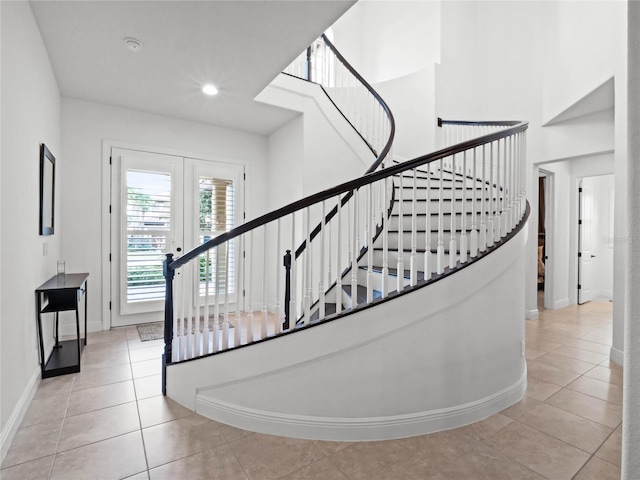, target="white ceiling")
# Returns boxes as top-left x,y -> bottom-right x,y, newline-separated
543,77 -> 615,126
29,0 -> 355,135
